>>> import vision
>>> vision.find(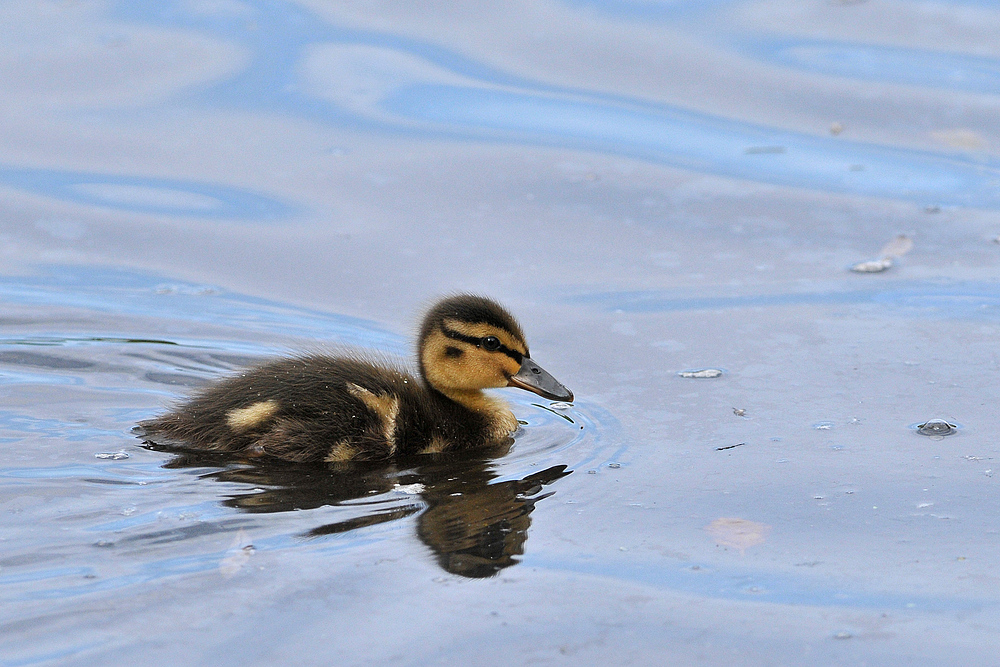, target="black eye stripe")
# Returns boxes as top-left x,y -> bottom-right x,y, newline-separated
441,327 -> 523,364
